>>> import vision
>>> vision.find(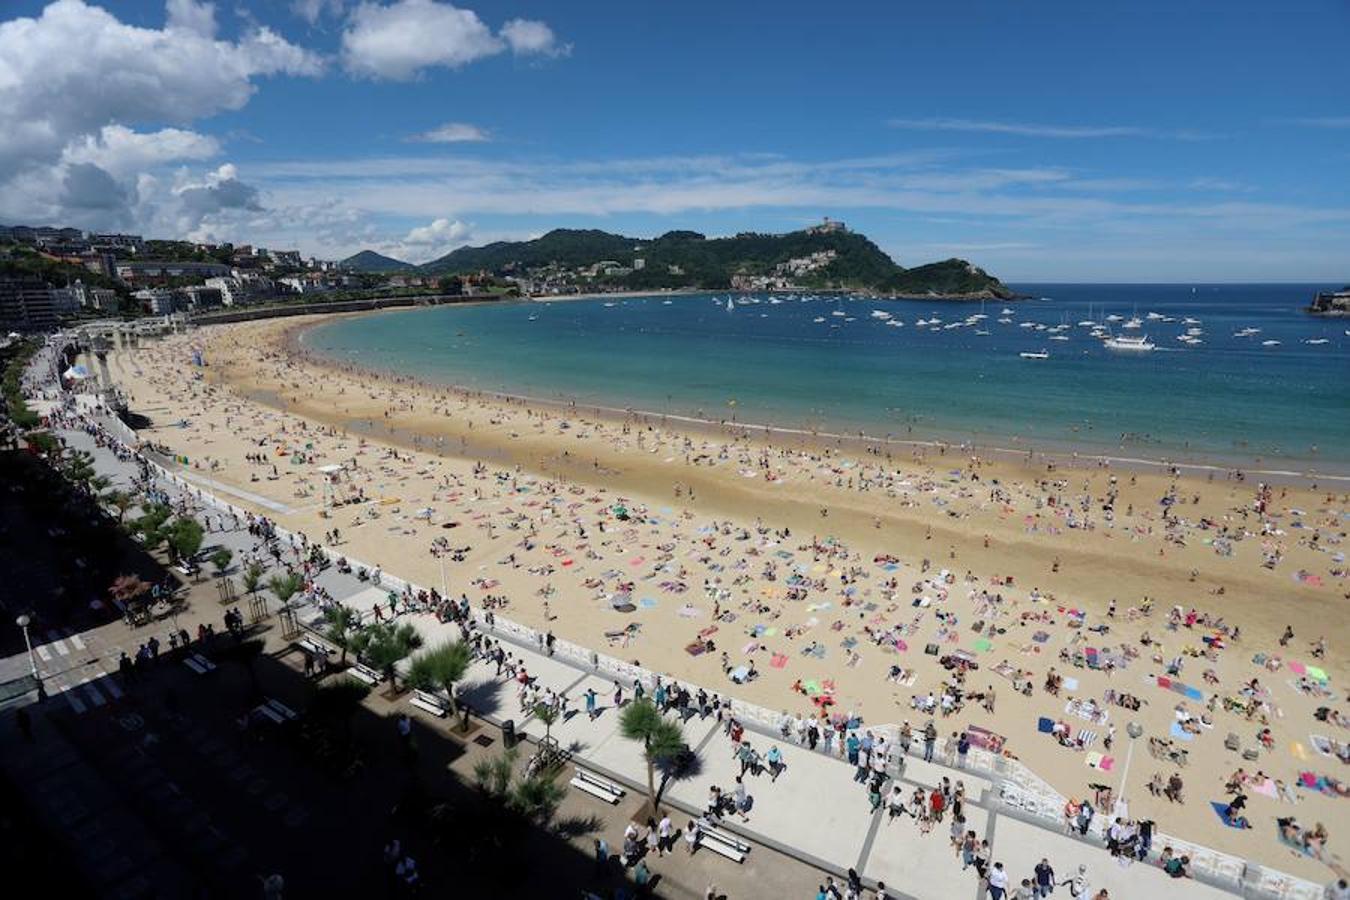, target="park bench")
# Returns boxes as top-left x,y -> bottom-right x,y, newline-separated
410,689 -> 449,718
346,662 -> 381,686
183,653 -> 216,675
697,823 -> 750,863
296,633 -> 336,658
266,698 -> 298,720
253,698 -> 298,725
569,768 -> 625,804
